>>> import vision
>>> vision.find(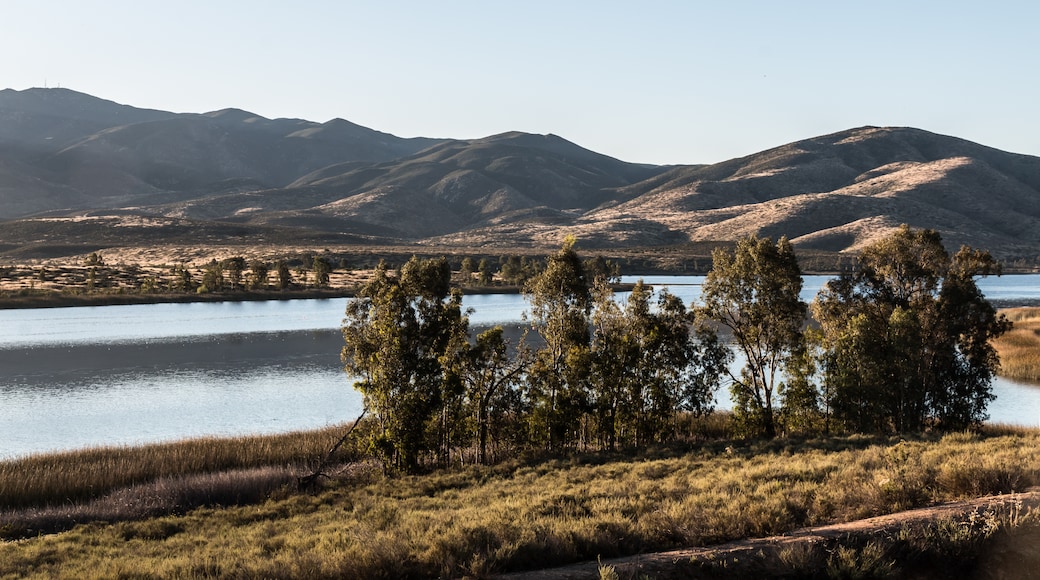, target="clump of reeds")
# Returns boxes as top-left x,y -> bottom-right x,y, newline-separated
994,307 -> 1040,383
